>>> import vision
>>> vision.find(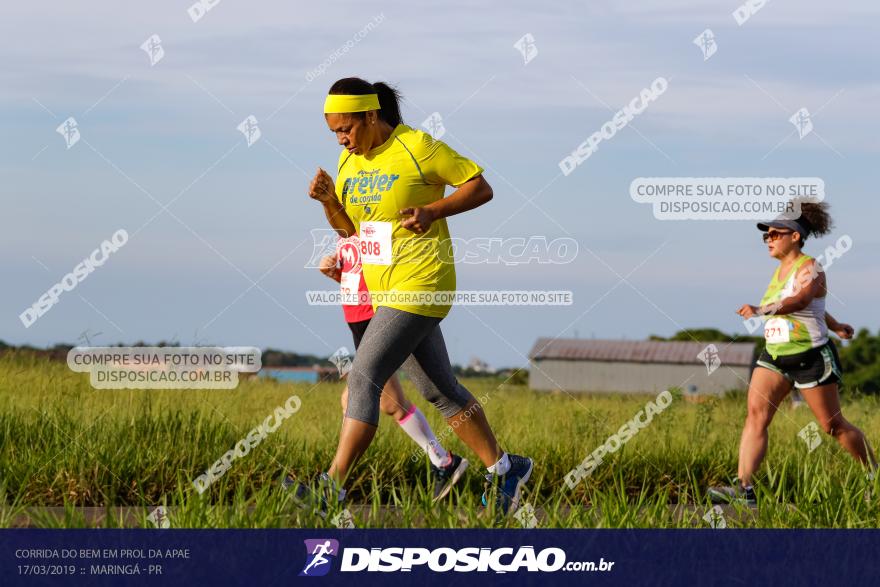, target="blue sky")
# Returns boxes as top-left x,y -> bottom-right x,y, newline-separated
3,1 -> 879,367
